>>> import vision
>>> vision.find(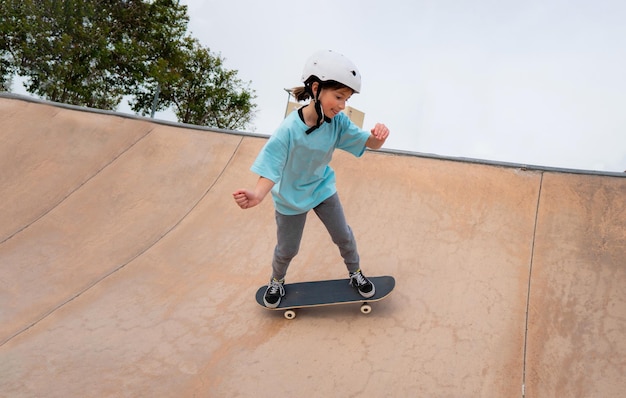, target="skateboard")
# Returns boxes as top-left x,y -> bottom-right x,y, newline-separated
255,276 -> 395,319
